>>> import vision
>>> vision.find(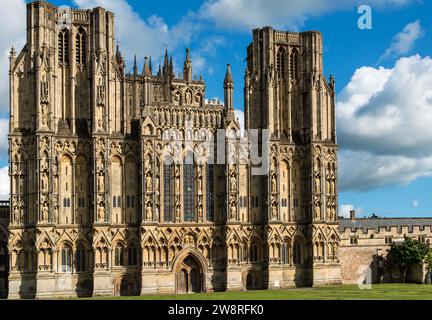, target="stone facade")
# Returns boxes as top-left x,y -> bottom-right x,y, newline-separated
0,201 -> 8,298
339,211 -> 432,284
7,1 -> 340,299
